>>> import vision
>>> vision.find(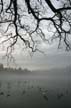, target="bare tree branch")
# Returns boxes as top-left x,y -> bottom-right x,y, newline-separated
0,0 -> 71,61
